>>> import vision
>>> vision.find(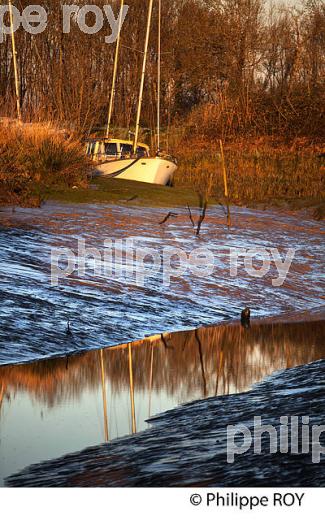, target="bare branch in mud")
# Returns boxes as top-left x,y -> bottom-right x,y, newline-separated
66,319 -> 72,336
196,199 -> 208,236
187,204 -> 195,227
159,212 -> 178,225
192,166 -> 213,236
218,202 -> 228,216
